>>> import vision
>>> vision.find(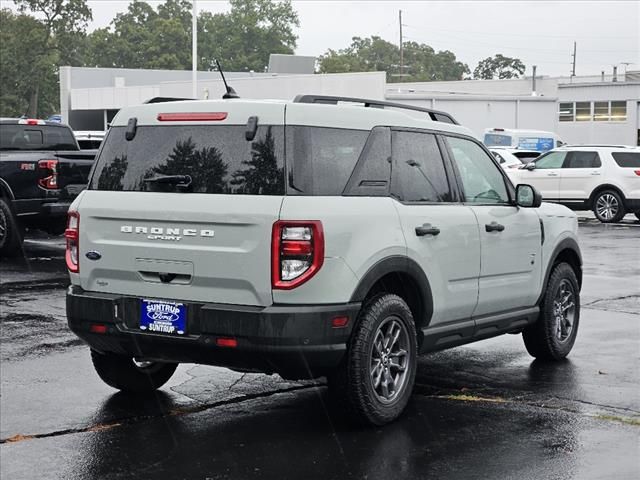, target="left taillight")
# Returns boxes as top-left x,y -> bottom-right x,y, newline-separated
272,221 -> 324,290
65,211 -> 79,273
37,159 -> 58,189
